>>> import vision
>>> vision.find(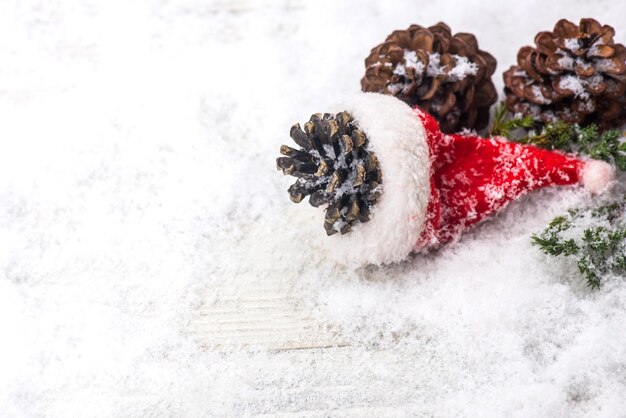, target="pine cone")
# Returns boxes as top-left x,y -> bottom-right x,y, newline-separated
361,22 -> 498,133
503,18 -> 626,129
276,112 -> 382,236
